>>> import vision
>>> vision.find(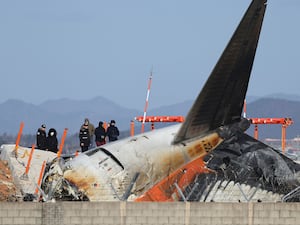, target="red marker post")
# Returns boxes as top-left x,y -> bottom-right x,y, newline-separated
35,160 -> 46,195
20,144 -> 35,180
57,128 -> 68,159
130,120 -> 135,136
12,122 -> 24,157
